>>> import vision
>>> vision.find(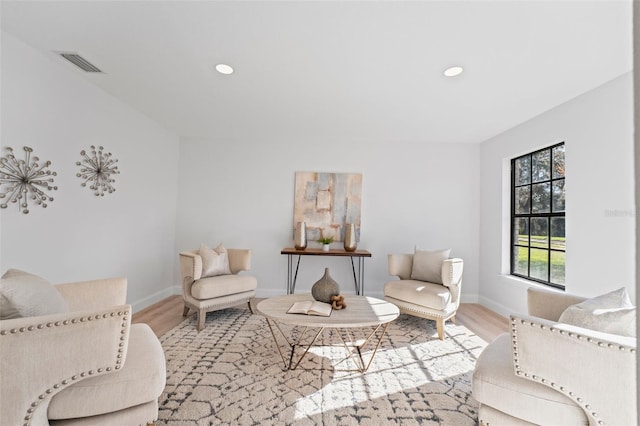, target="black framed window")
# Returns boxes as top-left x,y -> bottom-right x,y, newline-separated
511,142 -> 565,289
